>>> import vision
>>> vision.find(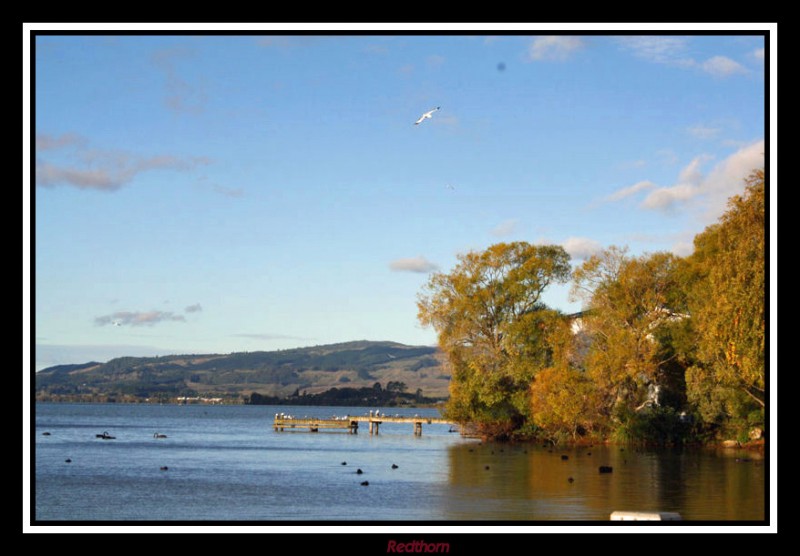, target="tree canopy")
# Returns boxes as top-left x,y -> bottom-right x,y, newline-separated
417,242 -> 571,437
417,167 -> 766,445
